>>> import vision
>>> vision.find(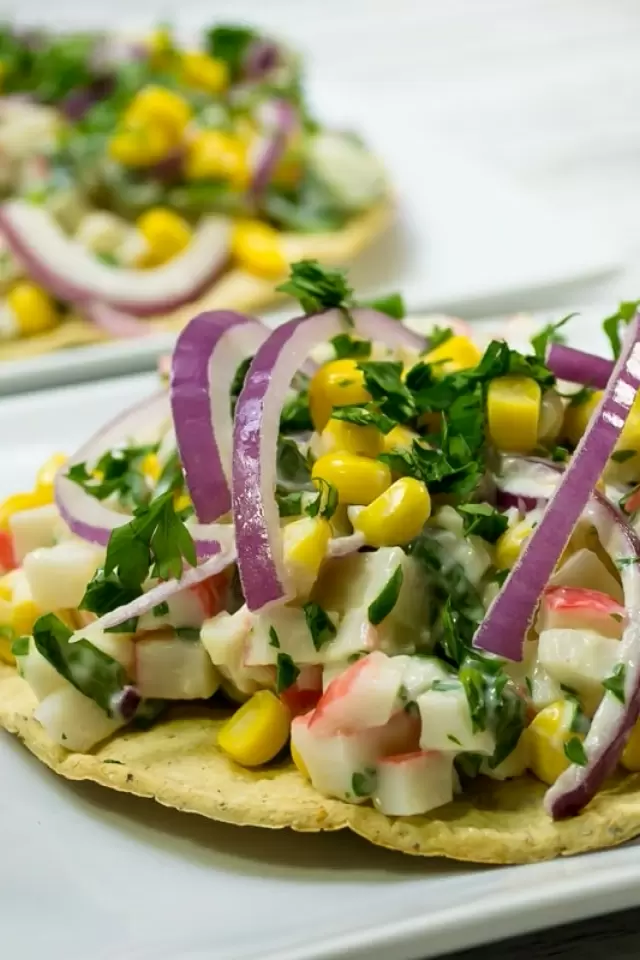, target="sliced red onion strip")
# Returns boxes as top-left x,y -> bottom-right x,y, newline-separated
0,201 -> 230,316
83,301 -> 154,338
80,538 -> 236,635
474,312 -> 640,661
250,99 -> 296,198
547,343 -> 612,389
233,307 -> 426,611
171,311 -> 266,523
494,455 -> 560,512
544,495 -> 640,819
